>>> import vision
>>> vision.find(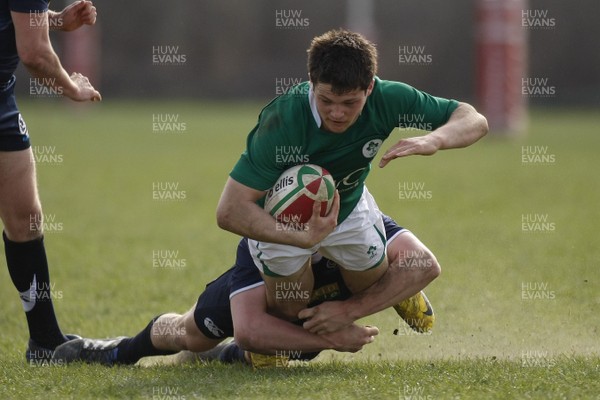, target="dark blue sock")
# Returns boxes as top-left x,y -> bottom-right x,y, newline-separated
4,232 -> 66,349
115,315 -> 177,364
